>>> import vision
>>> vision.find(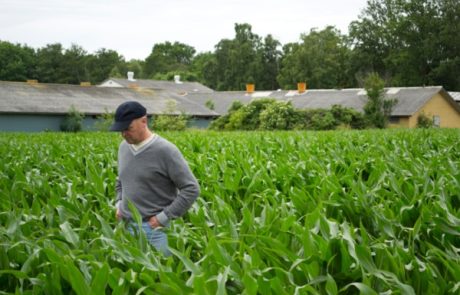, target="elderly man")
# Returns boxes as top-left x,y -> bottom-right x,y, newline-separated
110,101 -> 199,256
